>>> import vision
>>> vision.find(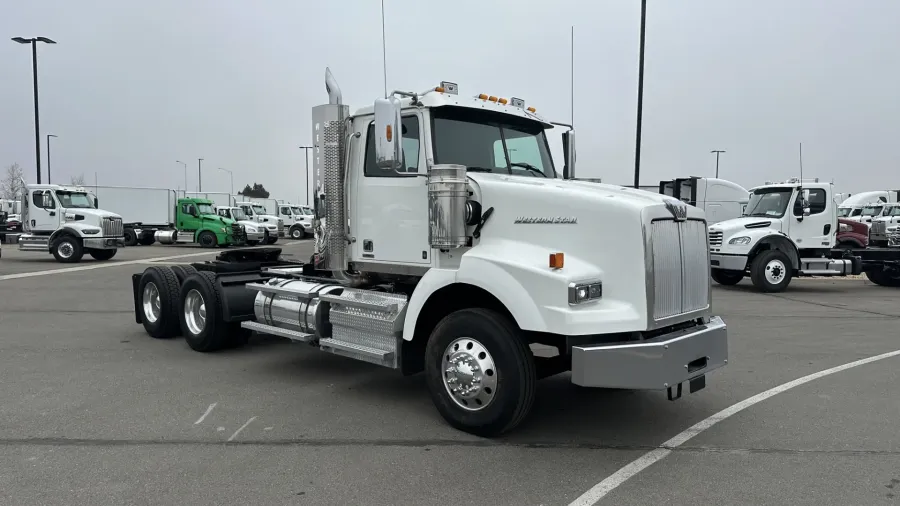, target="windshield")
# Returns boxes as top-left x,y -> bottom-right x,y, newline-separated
862,206 -> 883,216
231,208 -> 248,220
888,206 -> 900,217
197,204 -> 215,215
55,191 -> 95,209
252,205 -> 267,215
291,207 -> 311,216
837,207 -> 853,217
743,188 -> 793,218
431,107 -> 556,178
